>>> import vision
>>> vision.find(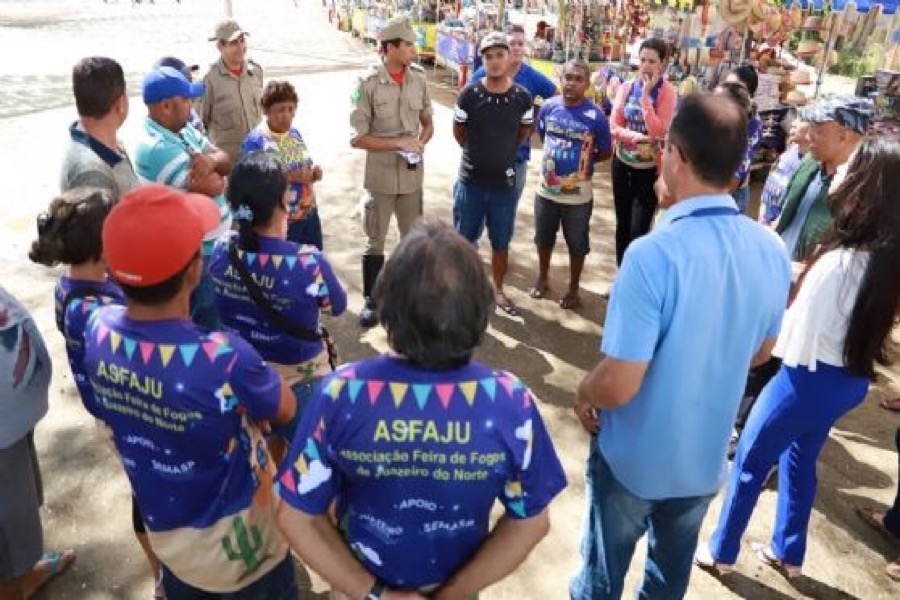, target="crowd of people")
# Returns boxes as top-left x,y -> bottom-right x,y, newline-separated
1,12 -> 899,600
